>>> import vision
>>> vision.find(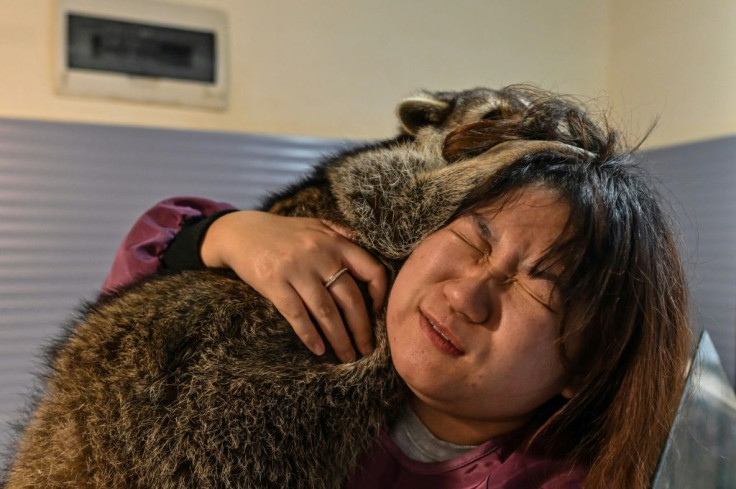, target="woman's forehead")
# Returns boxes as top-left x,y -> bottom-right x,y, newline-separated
457,185 -> 580,273
465,185 -> 570,221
